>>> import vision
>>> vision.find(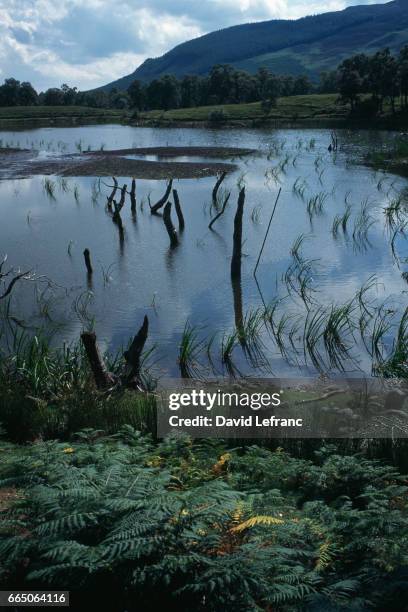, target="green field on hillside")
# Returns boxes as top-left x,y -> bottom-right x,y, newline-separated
140,94 -> 347,123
